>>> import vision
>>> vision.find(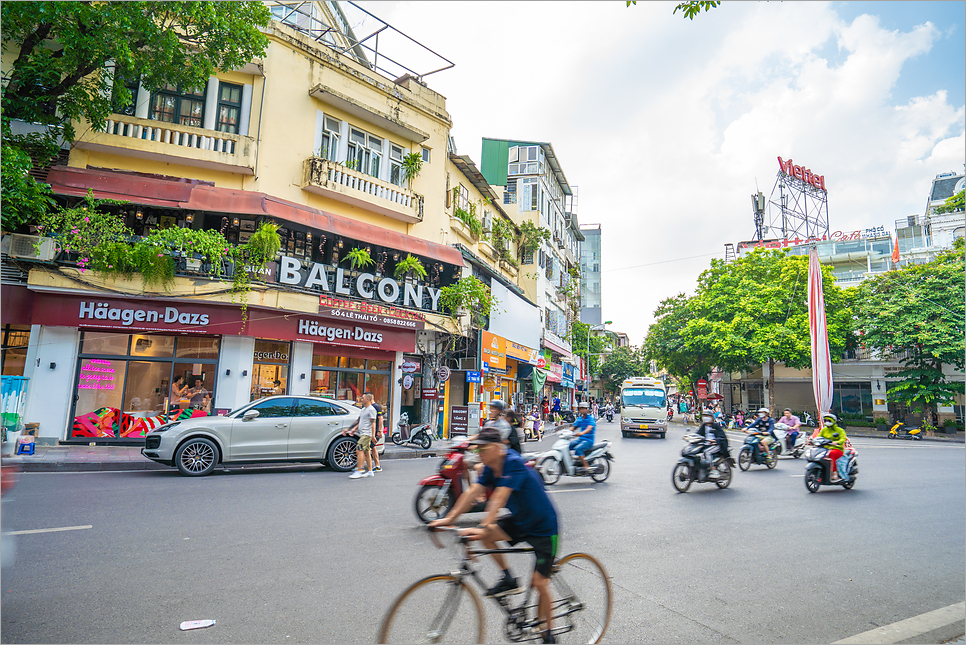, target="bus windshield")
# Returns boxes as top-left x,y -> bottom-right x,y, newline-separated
621,388 -> 666,409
